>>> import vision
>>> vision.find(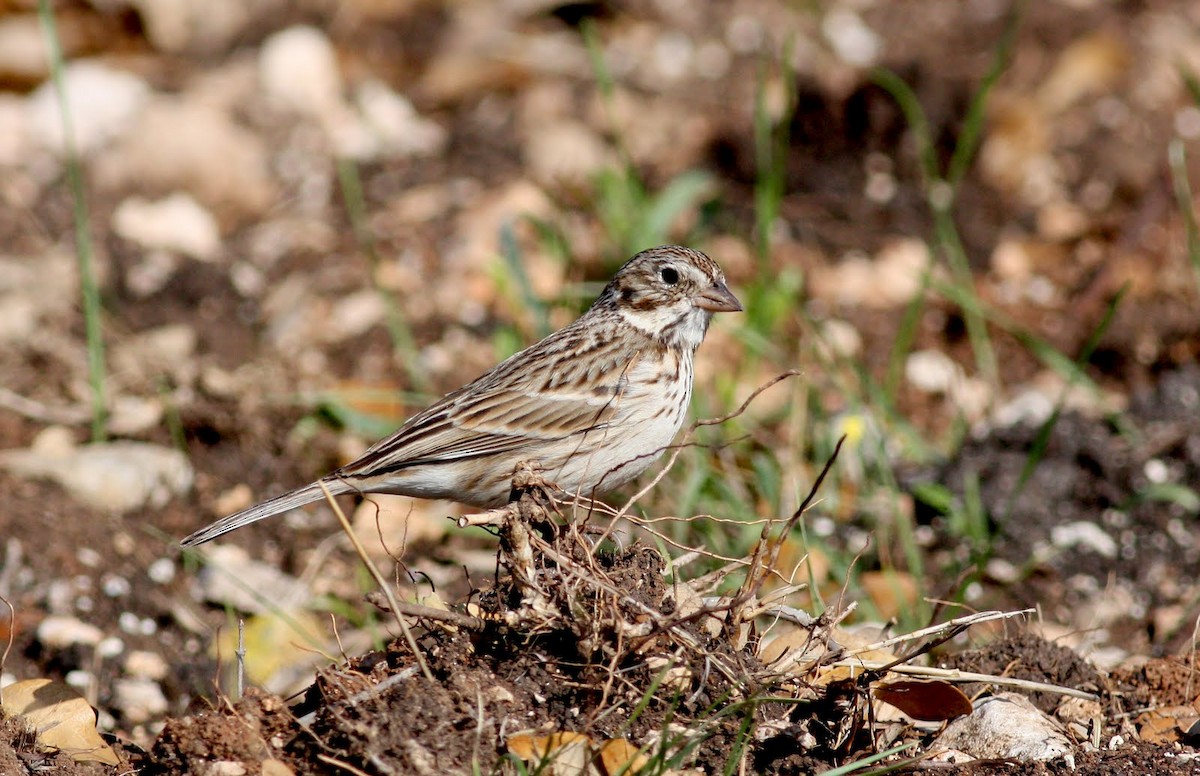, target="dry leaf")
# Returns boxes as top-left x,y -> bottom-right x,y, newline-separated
859,570 -> 920,621
873,679 -> 973,722
0,678 -> 120,765
507,731 -> 596,776
598,738 -> 649,775
1137,704 -> 1200,744
758,623 -> 822,672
